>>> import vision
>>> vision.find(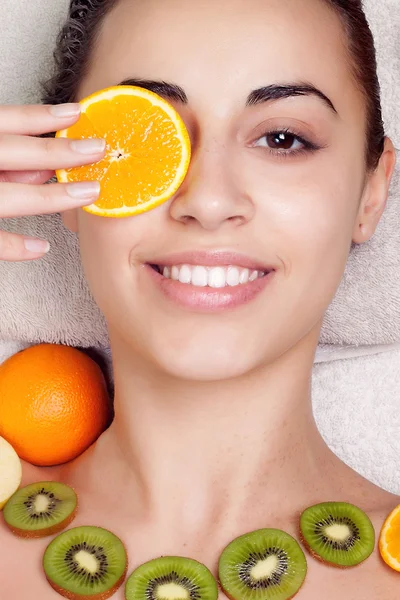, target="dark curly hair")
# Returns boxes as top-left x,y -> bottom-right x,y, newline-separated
41,0 -> 385,170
